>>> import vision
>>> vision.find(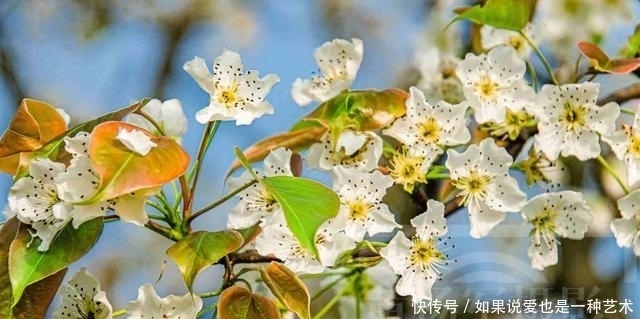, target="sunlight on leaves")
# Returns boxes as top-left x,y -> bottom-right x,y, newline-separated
166,230 -> 243,291
452,0 -> 535,31
262,176 -> 339,258
260,262 -> 311,319
218,286 -> 281,319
